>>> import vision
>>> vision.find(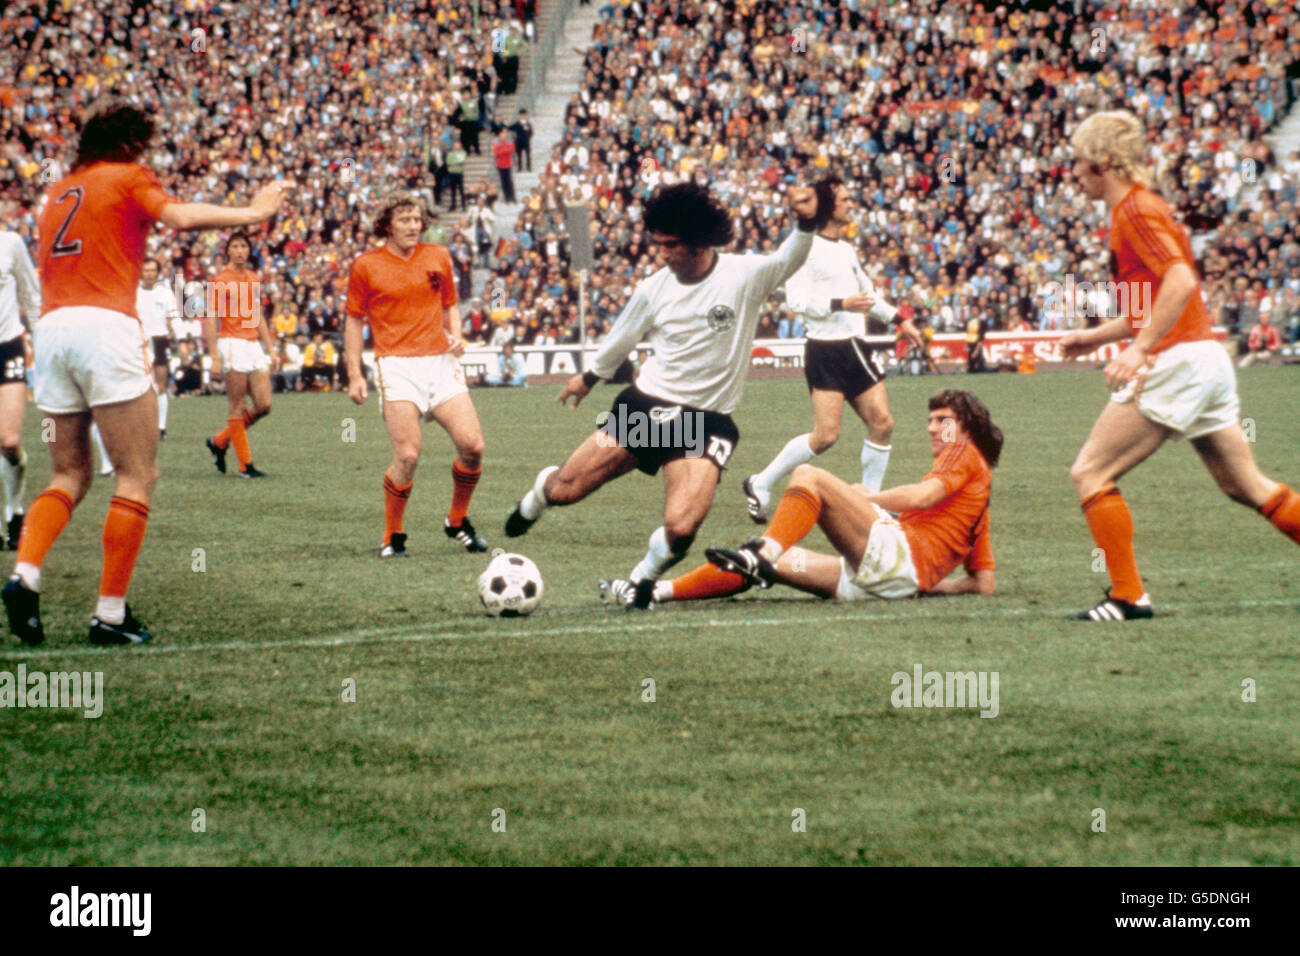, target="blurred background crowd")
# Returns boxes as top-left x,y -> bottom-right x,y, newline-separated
1,0 -> 1298,375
